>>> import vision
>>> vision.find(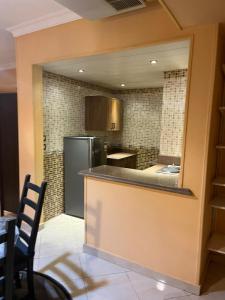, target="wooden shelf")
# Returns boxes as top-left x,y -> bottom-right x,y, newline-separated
222,64 -> 225,76
211,196 -> 225,209
208,233 -> 225,254
219,106 -> 225,113
213,177 -> 225,187
216,145 -> 225,150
